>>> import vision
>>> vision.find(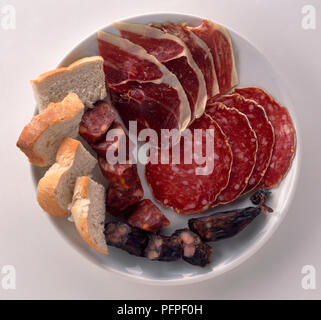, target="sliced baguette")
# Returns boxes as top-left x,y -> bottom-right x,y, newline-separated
37,137 -> 97,217
31,56 -> 107,112
17,93 -> 85,167
71,176 -> 108,255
